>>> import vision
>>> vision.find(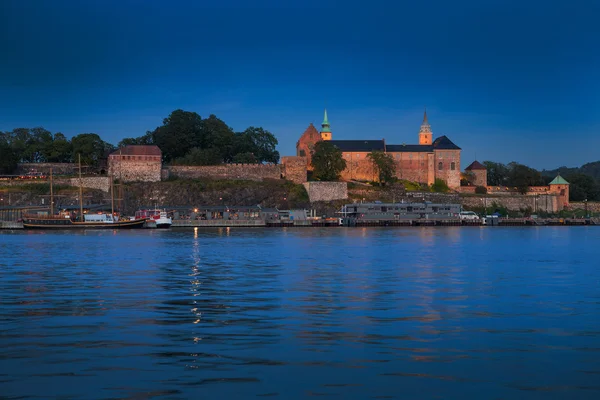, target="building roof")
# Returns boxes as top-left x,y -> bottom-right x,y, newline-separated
110,145 -> 161,156
549,174 -> 569,185
330,140 -> 385,152
432,135 -> 461,150
465,161 -> 487,171
386,144 -> 433,152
